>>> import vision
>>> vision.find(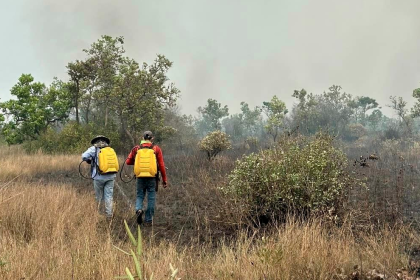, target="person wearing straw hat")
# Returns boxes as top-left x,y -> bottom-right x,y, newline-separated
82,135 -> 117,218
